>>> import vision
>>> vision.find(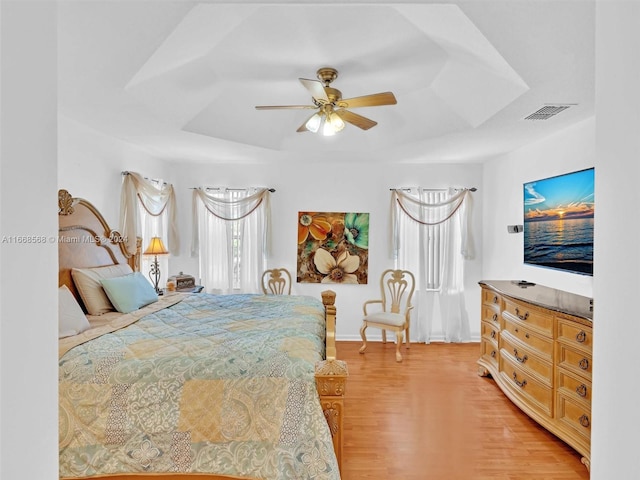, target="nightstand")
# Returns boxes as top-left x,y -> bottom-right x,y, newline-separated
177,285 -> 204,293
163,285 -> 204,295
